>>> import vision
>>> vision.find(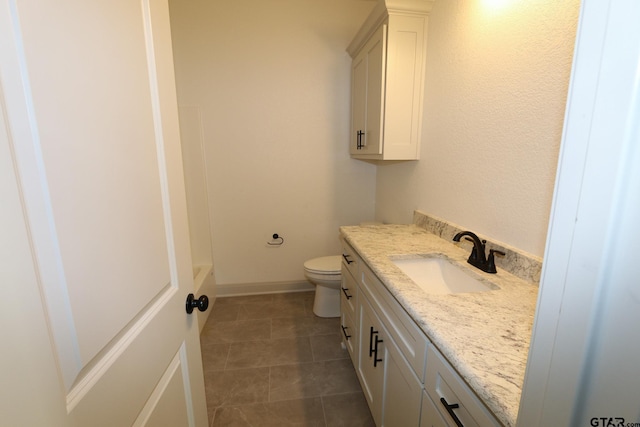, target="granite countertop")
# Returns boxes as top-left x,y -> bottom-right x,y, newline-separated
340,224 -> 538,427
